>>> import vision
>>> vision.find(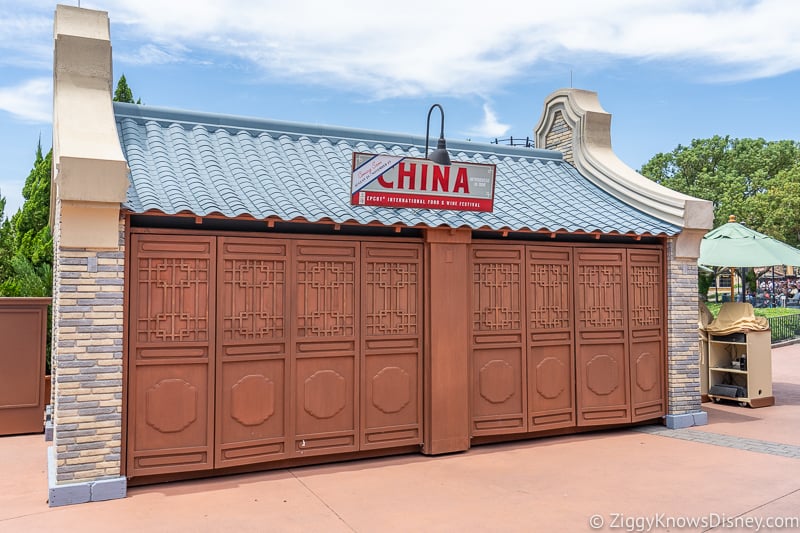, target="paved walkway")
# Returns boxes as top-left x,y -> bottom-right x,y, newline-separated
634,426 -> 800,459
1,343 -> 798,532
